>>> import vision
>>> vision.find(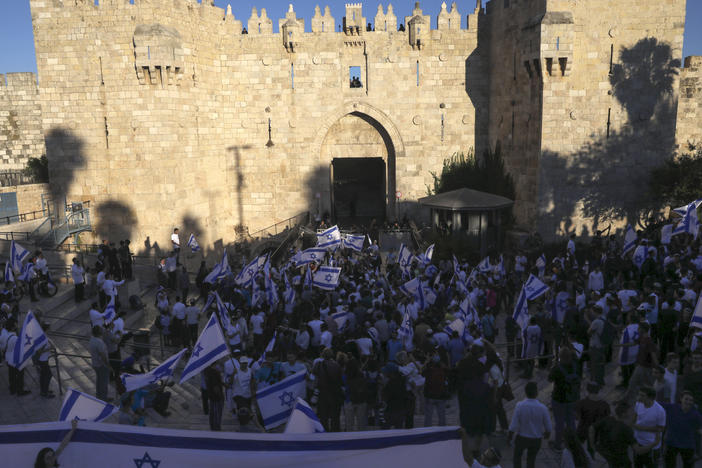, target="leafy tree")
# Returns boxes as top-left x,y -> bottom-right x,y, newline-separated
23,155 -> 49,183
428,144 -> 516,201
649,146 -> 702,208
